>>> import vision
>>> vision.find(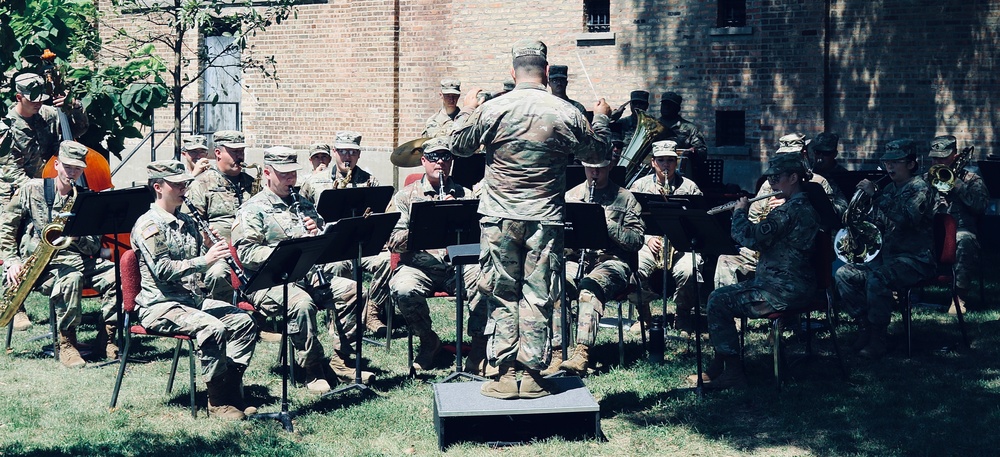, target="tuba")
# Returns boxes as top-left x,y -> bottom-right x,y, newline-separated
834,175 -> 888,264
618,111 -> 665,188
928,146 -> 972,194
0,186 -> 77,327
